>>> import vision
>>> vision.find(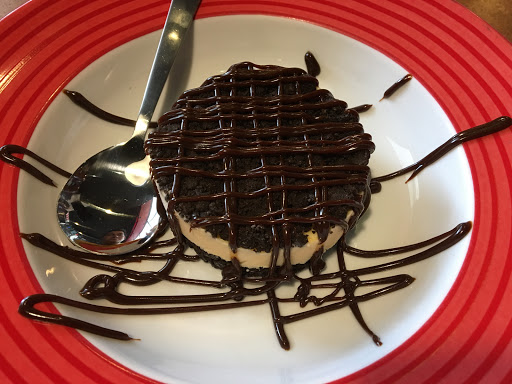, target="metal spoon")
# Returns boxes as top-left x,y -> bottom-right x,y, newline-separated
57,0 -> 201,255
